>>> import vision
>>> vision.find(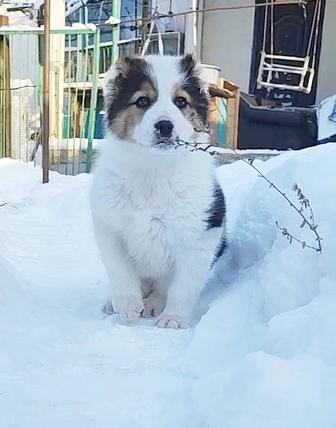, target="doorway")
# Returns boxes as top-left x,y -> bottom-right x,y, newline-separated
249,0 -> 325,106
